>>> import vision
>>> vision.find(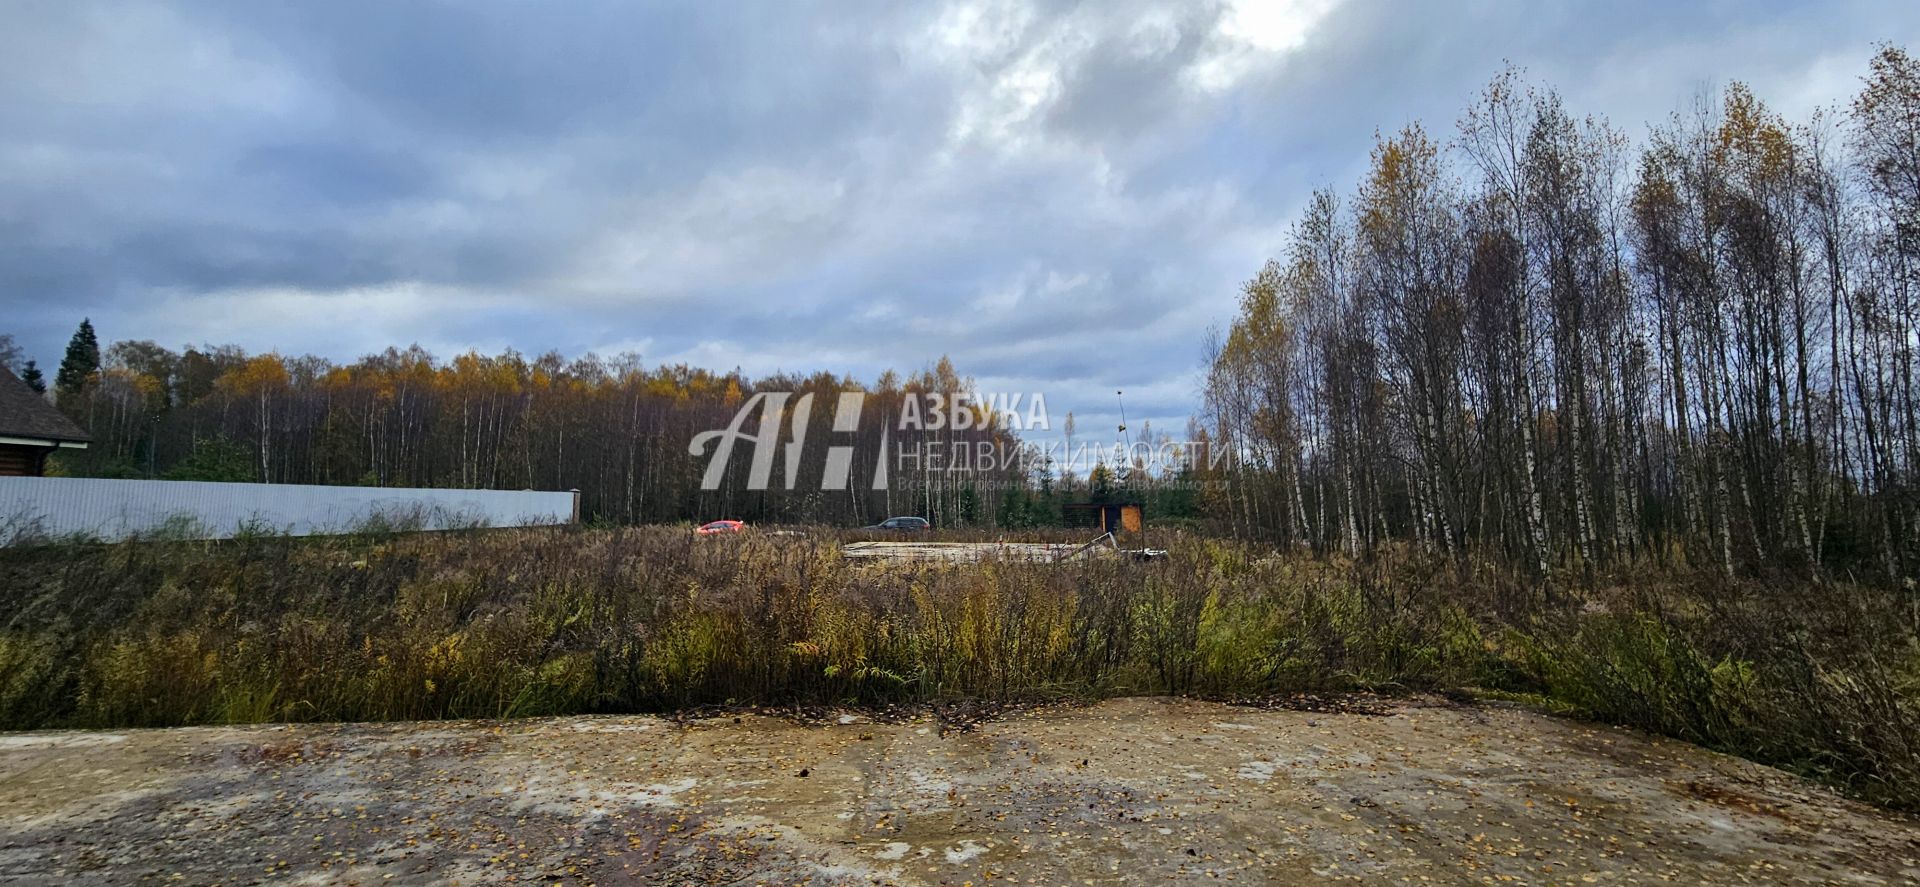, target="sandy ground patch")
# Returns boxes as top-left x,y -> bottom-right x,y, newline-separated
1,697 -> 1915,884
